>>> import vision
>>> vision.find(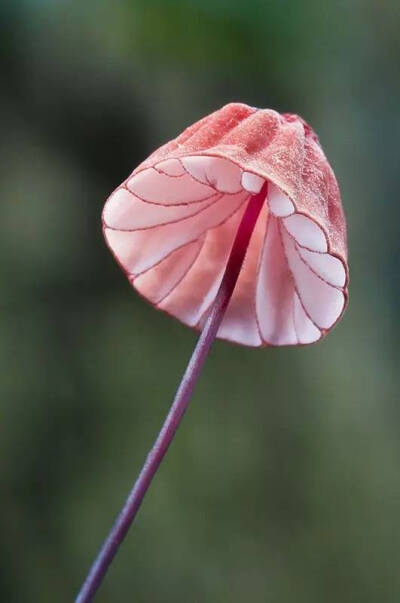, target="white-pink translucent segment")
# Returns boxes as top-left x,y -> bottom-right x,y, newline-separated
103,188 -> 220,231
241,171 -> 265,193
267,182 -> 295,217
255,210 -> 345,344
217,202 -> 268,346
297,246 -> 346,287
155,158 -> 186,176
293,293 -> 321,344
281,226 -> 344,329
283,214 -> 327,252
134,239 -> 204,304
104,190 -> 248,275
181,156 -> 243,193
159,206 -> 246,327
127,168 -> 215,205
256,216 -> 298,345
